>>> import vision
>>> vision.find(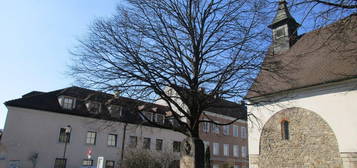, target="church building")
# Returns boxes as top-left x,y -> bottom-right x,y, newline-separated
246,0 -> 357,168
